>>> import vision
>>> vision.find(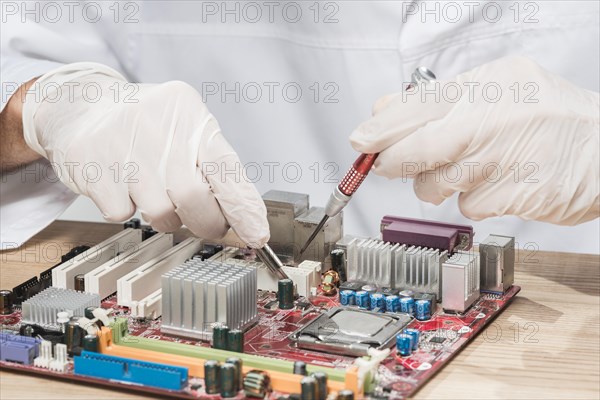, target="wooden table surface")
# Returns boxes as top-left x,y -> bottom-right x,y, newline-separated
1,221 -> 599,399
